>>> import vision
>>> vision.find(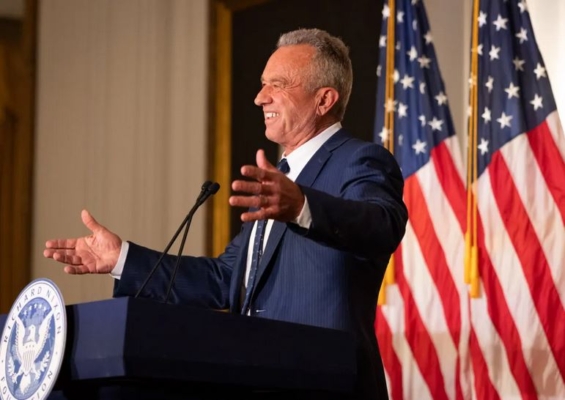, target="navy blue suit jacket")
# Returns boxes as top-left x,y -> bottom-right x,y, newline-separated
114,129 -> 408,399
